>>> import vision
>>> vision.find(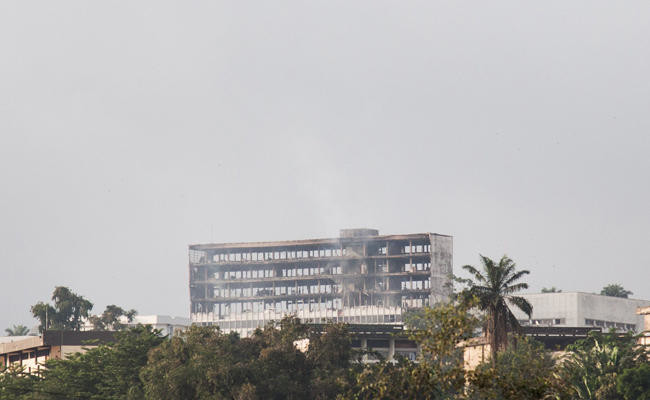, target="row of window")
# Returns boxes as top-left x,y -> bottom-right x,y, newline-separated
216,267 -> 335,281
197,313 -> 404,330
7,349 -> 49,364
208,279 -> 431,299
404,262 -> 430,272
348,339 -> 417,349
281,266 -> 341,277
400,244 -> 432,254
222,269 -> 275,280
194,297 -> 422,315
195,298 -> 346,314
585,319 -> 636,331
401,279 -> 431,290
212,248 -> 344,263
190,243 -> 433,264
207,263 -> 430,282
518,318 -> 637,332
519,318 -> 565,326
402,297 -> 430,308
215,283 -> 340,298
